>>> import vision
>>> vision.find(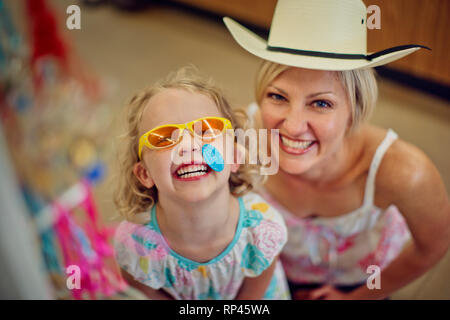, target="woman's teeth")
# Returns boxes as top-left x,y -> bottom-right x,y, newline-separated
281,136 -> 314,149
176,164 -> 208,178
